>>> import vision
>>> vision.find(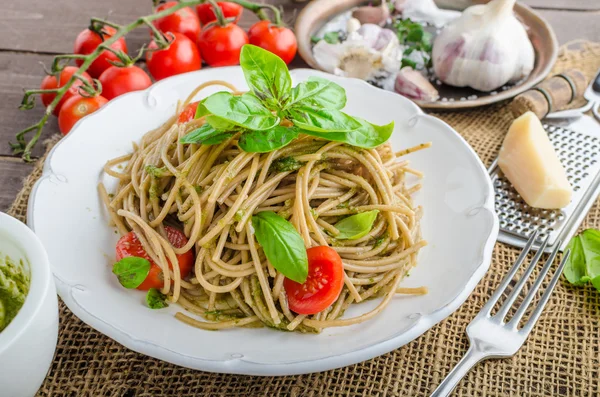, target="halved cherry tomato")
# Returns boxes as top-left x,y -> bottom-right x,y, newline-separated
115,226 -> 194,291
98,65 -> 152,100
284,246 -> 344,315
196,2 -> 243,26
178,101 -> 200,124
74,26 -> 128,78
58,95 -> 109,135
248,21 -> 298,65
146,32 -> 202,81
40,66 -> 93,116
198,23 -> 248,67
153,1 -> 201,44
